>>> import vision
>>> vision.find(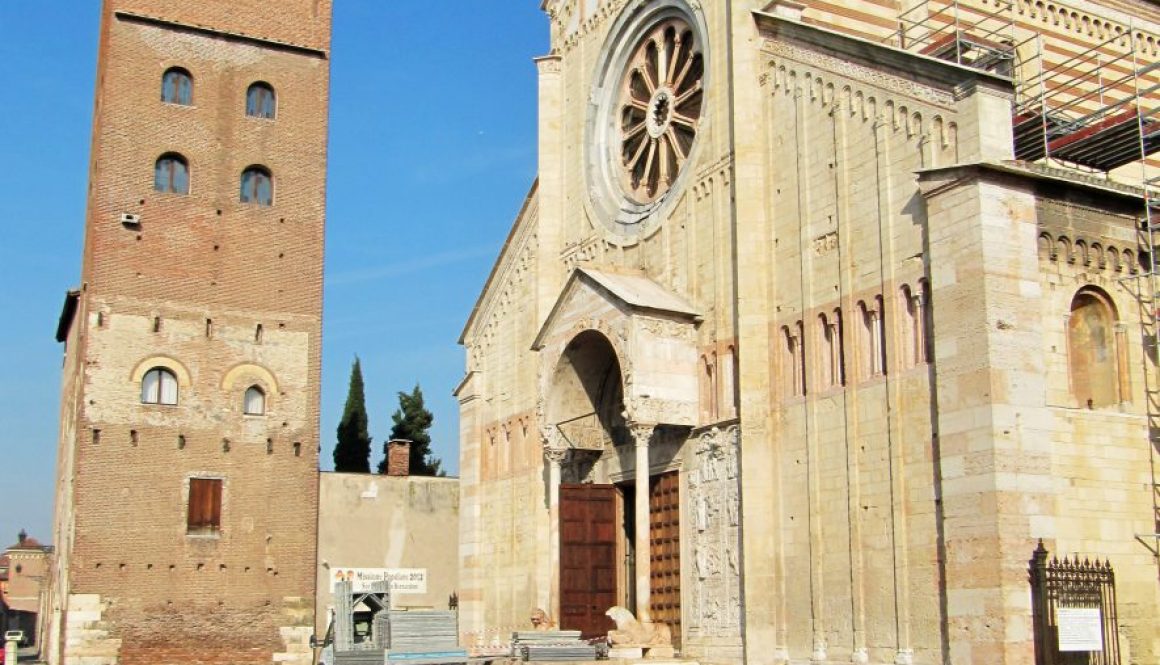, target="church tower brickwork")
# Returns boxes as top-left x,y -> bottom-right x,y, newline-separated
50,2 -> 331,664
